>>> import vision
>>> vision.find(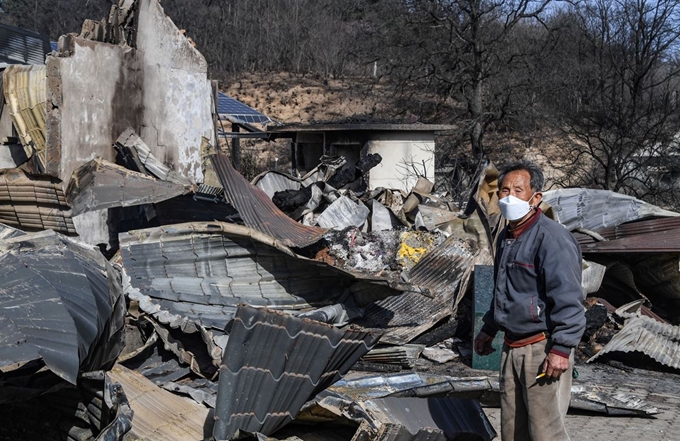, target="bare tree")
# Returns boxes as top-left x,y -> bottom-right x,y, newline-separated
543,0 -> 680,207
369,0 -> 553,159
